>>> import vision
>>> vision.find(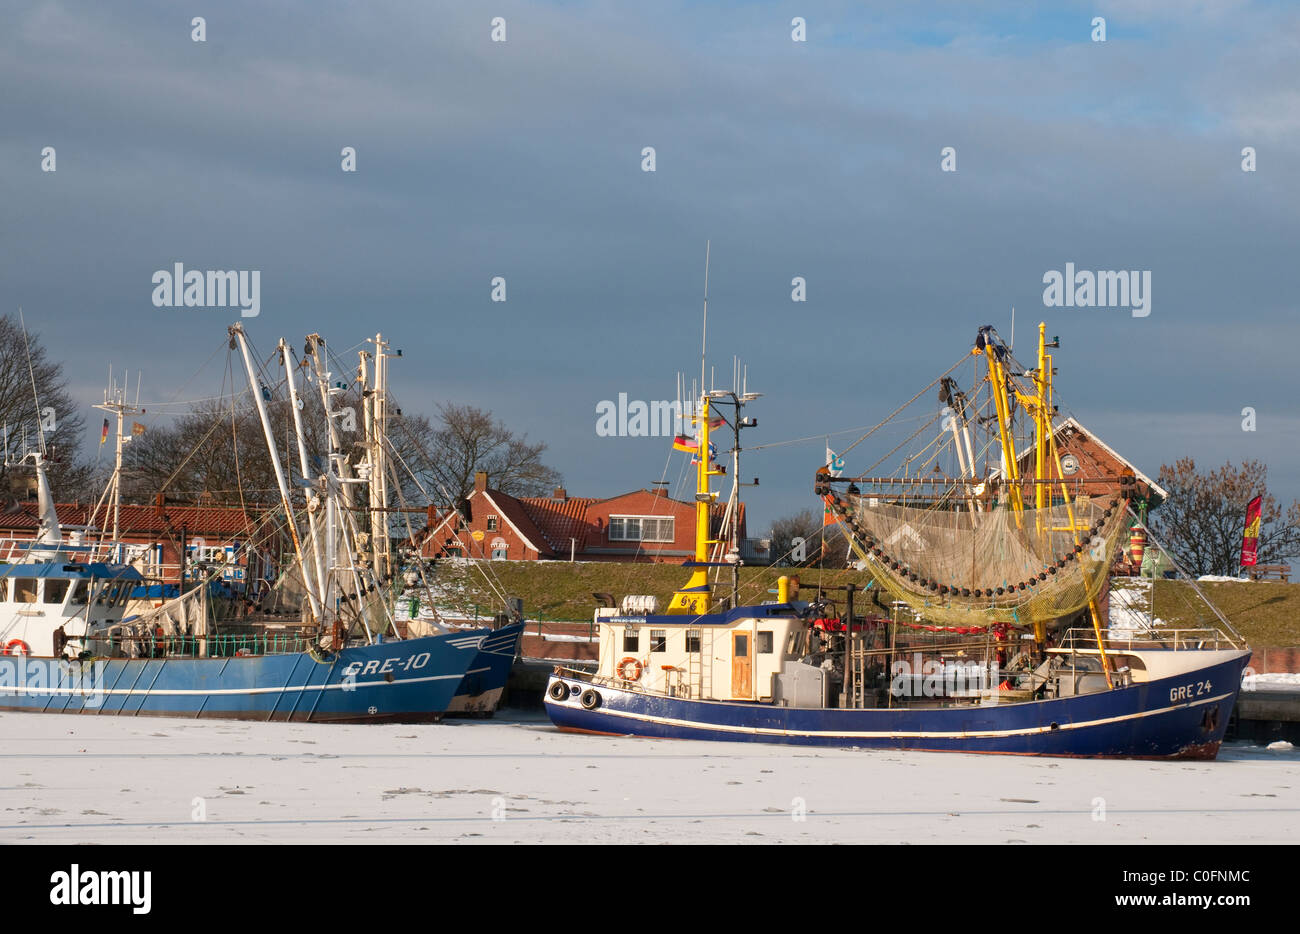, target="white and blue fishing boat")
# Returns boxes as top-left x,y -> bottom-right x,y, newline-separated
0,326 -> 498,722
546,326 -> 1252,759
